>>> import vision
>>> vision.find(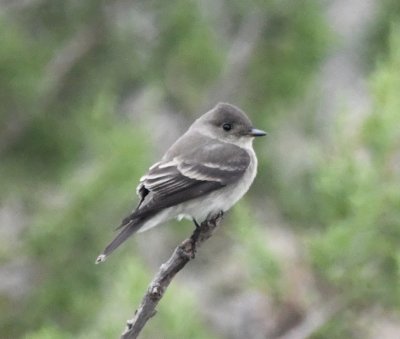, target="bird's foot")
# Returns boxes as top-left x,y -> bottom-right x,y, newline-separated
188,212 -> 224,259
192,218 -> 201,229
